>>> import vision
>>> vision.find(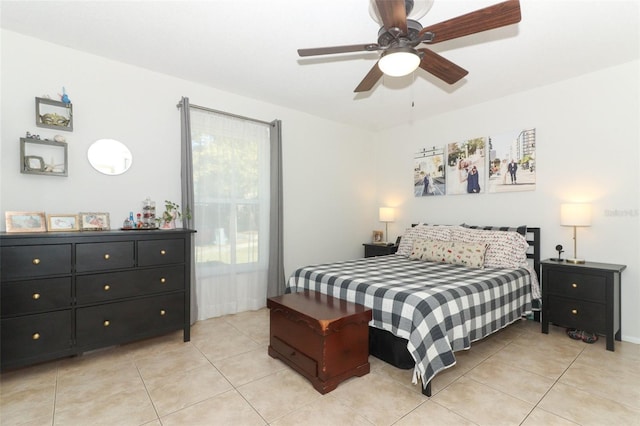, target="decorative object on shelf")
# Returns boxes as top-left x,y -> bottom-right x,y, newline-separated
59,86 -> 71,104
53,135 -> 66,143
35,97 -> 73,131
47,214 -> 80,232
79,212 -> 110,231
20,138 -> 68,176
87,139 -> 133,175
371,230 -> 383,244
560,203 -> 591,264
5,211 -> 47,233
157,200 -> 190,229
379,207 -> 395,243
